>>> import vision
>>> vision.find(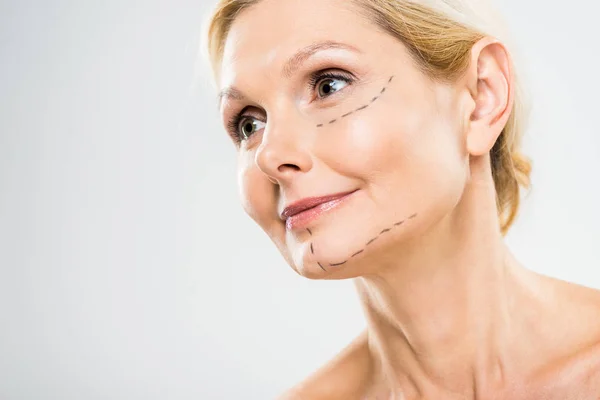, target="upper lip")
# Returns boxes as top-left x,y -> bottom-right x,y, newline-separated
280,190 -> 357,220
